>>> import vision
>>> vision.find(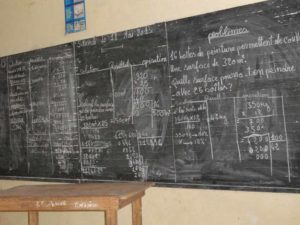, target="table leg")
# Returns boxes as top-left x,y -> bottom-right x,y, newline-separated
105,209 -> 118,225
132,198 -> 142,225
28,211 -> 39,225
